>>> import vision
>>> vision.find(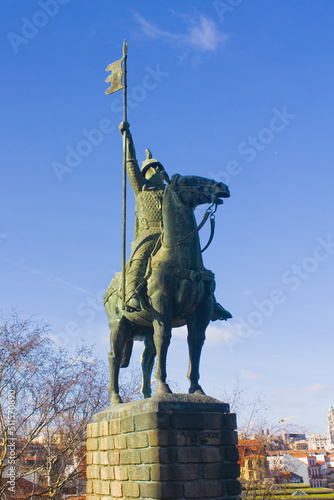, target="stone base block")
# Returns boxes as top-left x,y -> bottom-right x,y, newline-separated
86,393 -> 240,499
